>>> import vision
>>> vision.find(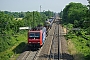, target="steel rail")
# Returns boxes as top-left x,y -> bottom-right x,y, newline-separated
48,24 -> 57,60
